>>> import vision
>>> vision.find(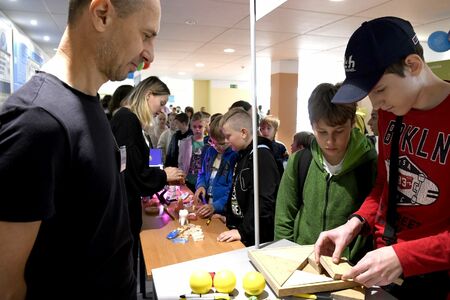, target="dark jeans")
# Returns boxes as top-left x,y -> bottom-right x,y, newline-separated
383,271 -> 449,300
